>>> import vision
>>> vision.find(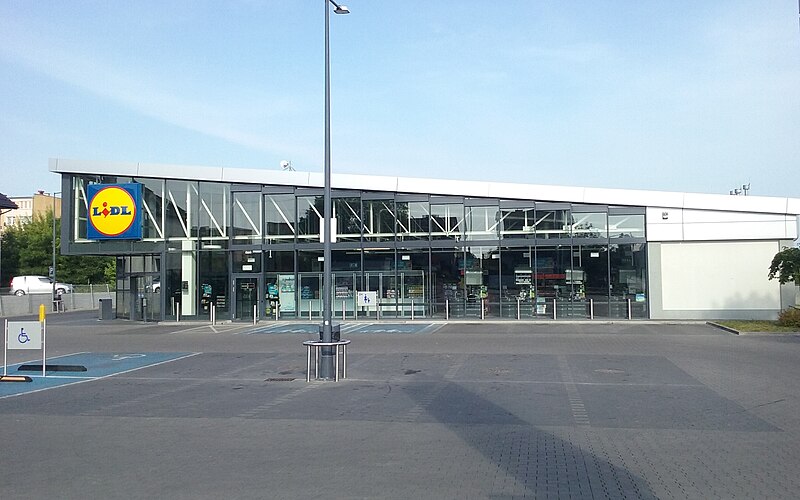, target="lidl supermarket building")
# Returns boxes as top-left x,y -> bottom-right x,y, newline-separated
50,159 -> 800,323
